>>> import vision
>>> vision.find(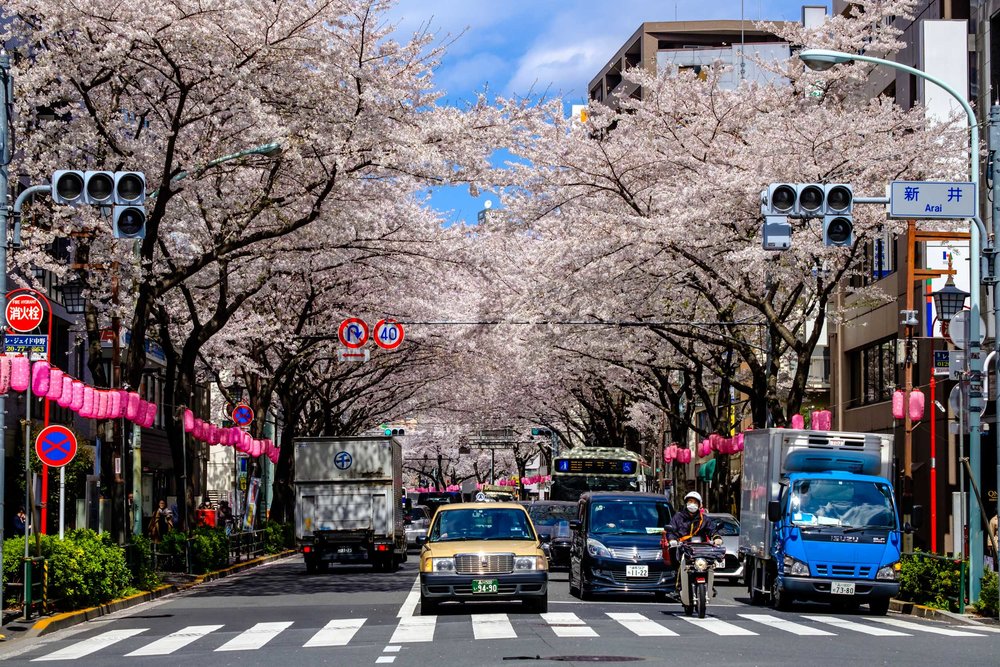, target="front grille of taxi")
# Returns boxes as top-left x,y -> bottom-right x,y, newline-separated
455,553 -> 514,574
